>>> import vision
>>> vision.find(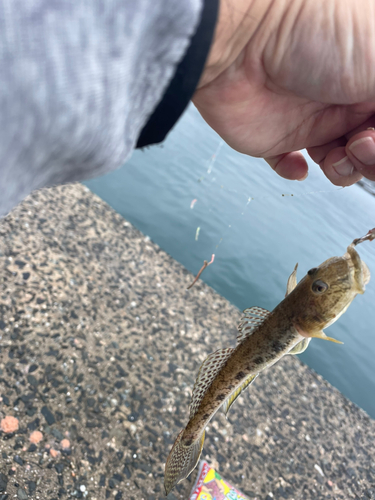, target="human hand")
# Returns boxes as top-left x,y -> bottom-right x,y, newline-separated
193,0 -> 375,186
